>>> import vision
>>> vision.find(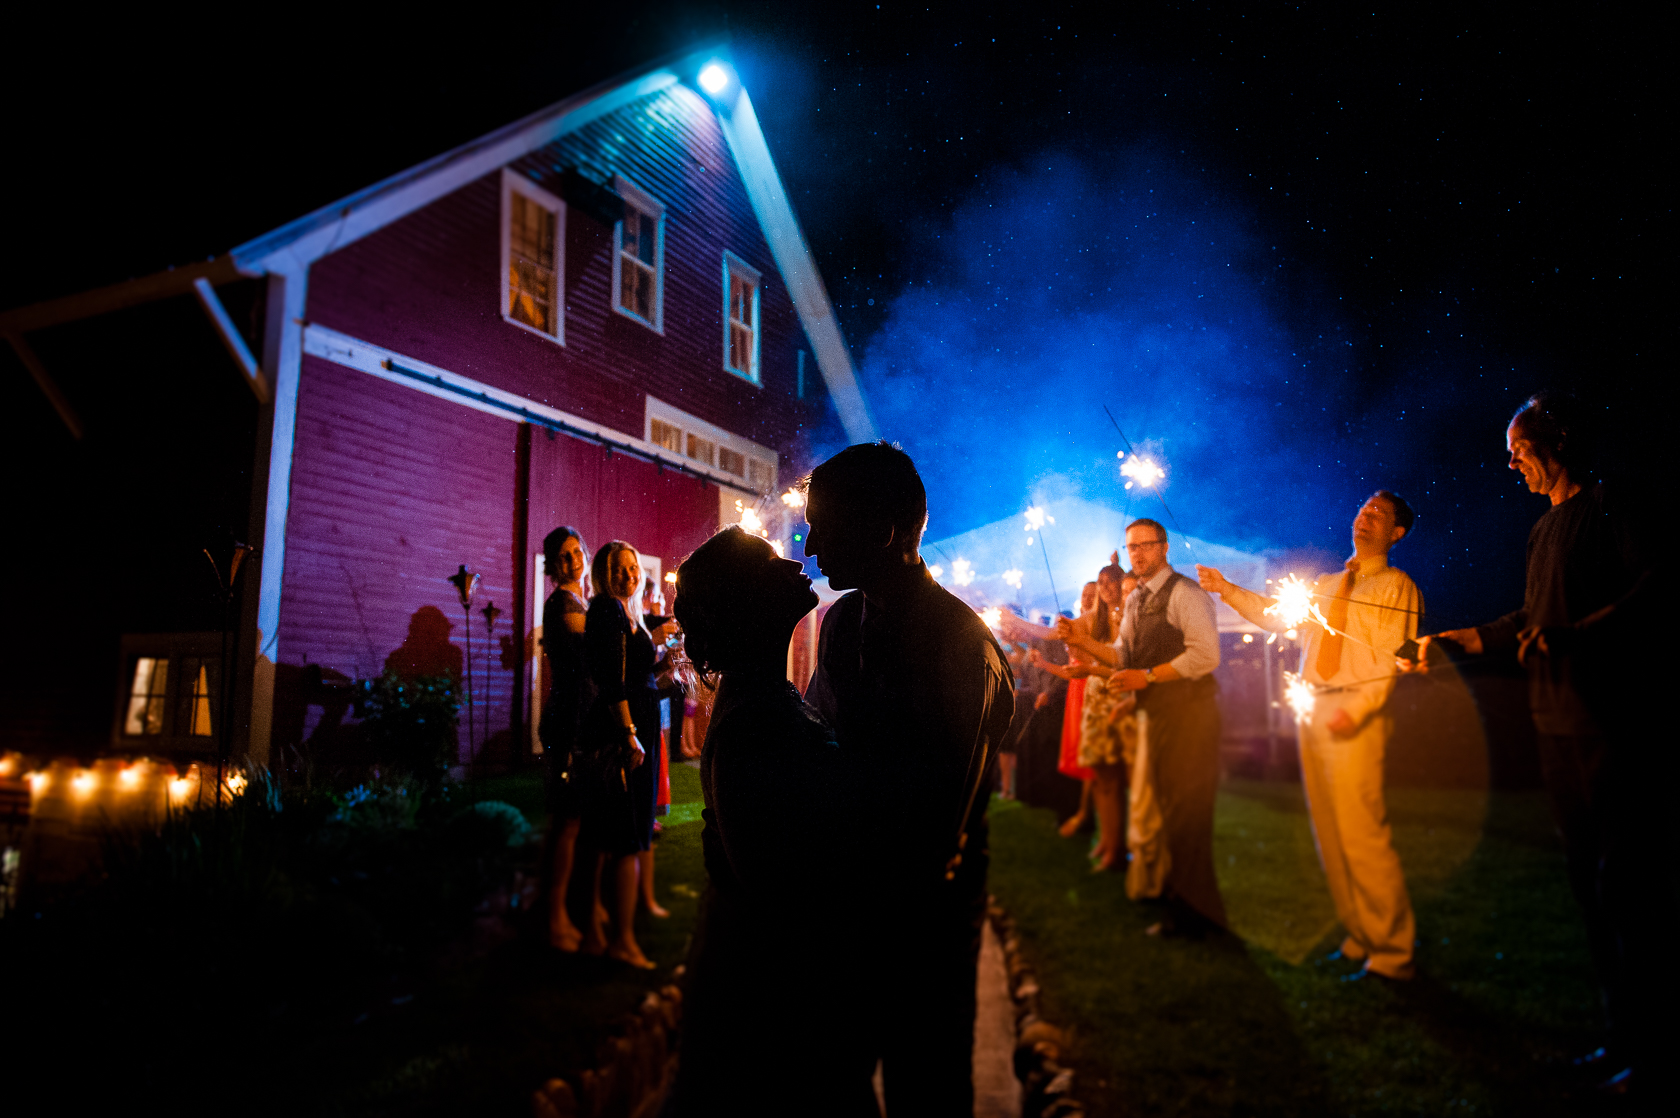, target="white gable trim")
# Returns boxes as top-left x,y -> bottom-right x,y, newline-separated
301,324 -> 759,497
711,86 -> 878,444
230,65 -> 688,276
